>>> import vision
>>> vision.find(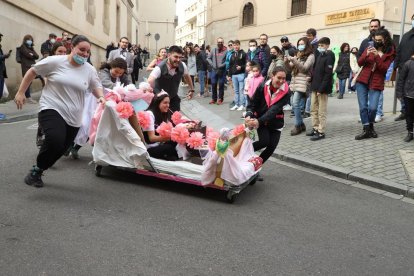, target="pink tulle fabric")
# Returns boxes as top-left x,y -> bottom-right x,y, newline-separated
186,132 -> 205,149
137,111 -> 151,129
170,125 -> 190,145
206,131 -> 220,151
105,91 -> 122,103
124,88 -> 154,104
116,102 -> 134,119
232,124 -> 245,137
156,121 -> 173,138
